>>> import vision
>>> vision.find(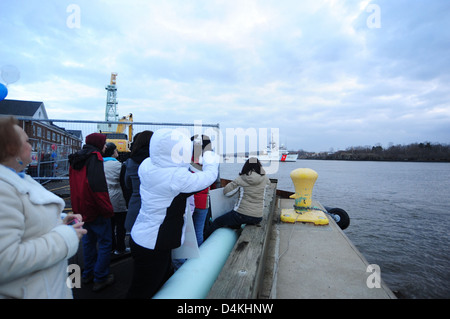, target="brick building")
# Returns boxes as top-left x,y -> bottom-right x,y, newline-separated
0,99 -> 82,178
0,99 -> 82,153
